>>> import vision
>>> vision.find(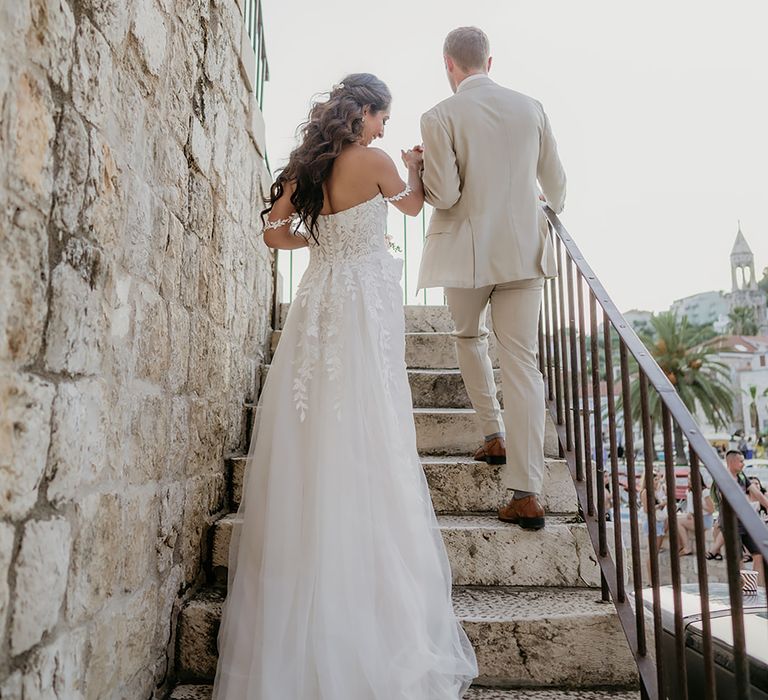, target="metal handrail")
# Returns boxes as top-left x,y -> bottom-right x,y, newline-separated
542,205 -> 768,699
